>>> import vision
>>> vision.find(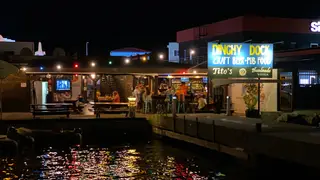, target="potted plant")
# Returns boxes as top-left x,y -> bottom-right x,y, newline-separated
243,83 -> 260,118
